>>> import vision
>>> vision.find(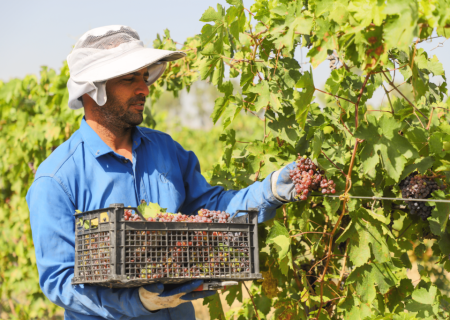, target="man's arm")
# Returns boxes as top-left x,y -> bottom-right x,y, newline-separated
27,177 -> 159,319
174,142 -> 284,222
